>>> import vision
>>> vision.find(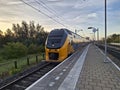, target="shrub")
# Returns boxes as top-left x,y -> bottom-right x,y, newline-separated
0,57 -> 3,62
28,44 -> 45,54
3,42 -> 28,59
28,44 -> 38,54
38,45 -> 45,53
9,68 -> 21,75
